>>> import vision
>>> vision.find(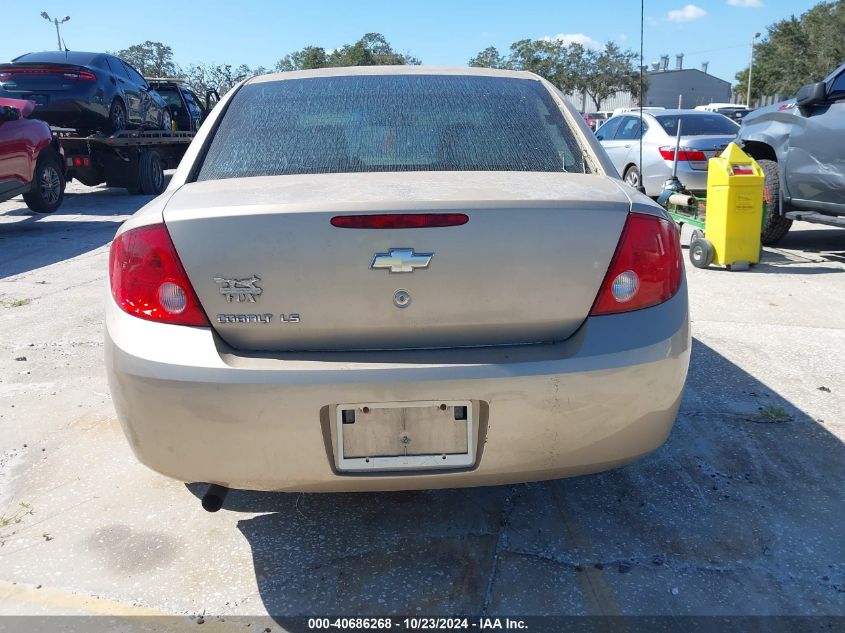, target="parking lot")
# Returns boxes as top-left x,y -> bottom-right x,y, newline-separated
1,180 -> 844,627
